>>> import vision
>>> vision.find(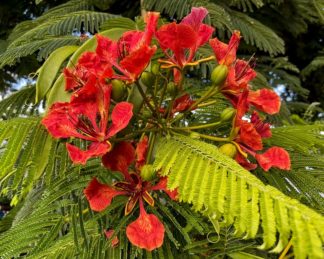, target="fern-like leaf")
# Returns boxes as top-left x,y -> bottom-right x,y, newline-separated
153,135 -> 324,257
